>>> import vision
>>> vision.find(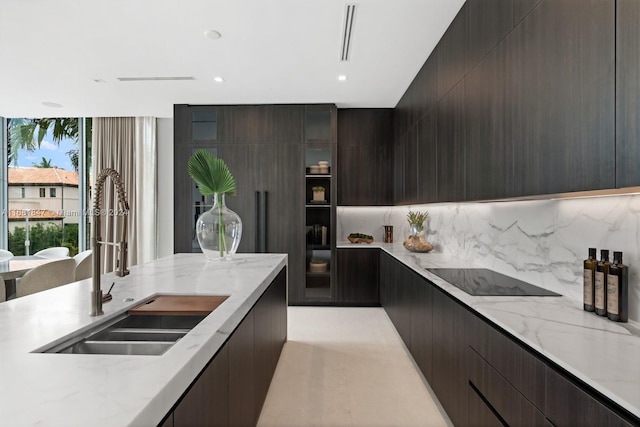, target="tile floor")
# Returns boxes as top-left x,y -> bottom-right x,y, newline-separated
257,307 -> 452,427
